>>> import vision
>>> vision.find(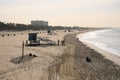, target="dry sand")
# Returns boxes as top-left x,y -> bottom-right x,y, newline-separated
0,30 -> 79,80
0,30 -> 120,80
